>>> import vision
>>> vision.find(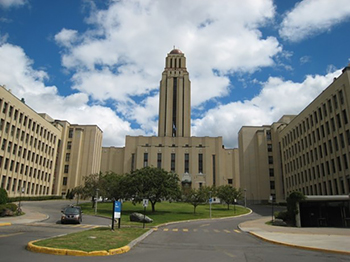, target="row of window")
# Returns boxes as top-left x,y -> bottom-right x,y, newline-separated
285,152 -> 349,179
0,101 -> 57,144
283,89 -> 347,147
0,139 -> 54,169
1,175 -> 50,195
142,152 -> 204,174
287,176 -> 350,196
284,129 -> 350,161
0,121 -> 56,156
0,156 -> 52,181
